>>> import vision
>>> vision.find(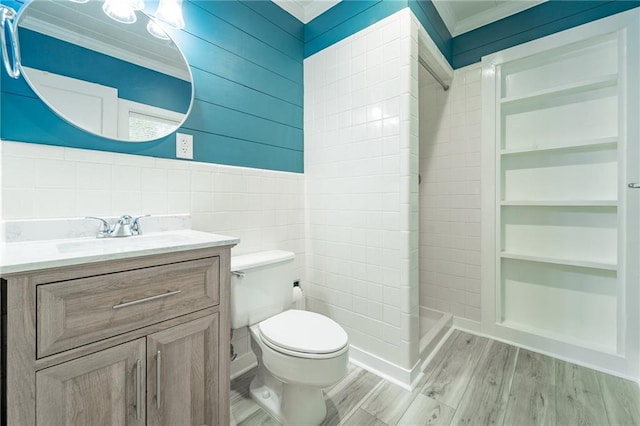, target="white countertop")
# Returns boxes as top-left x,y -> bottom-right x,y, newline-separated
0,230 -> 240,275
